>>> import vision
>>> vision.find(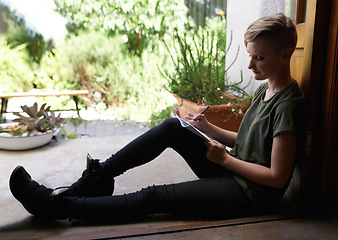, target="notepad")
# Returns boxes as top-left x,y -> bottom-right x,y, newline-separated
173,114 -> 211,142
